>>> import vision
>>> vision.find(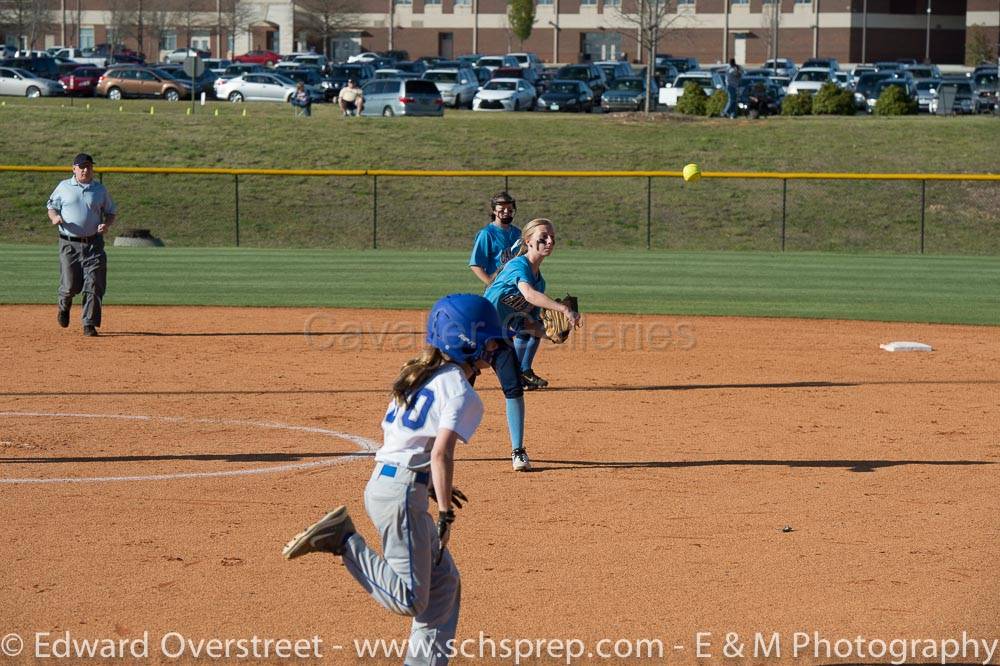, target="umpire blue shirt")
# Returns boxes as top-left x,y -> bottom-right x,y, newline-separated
47,177 -> 117,237
469,223 -> 521,278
